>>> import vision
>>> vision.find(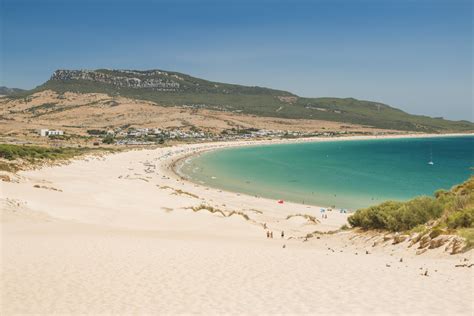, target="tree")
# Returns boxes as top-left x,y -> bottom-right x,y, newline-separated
102,135 -> 115,144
